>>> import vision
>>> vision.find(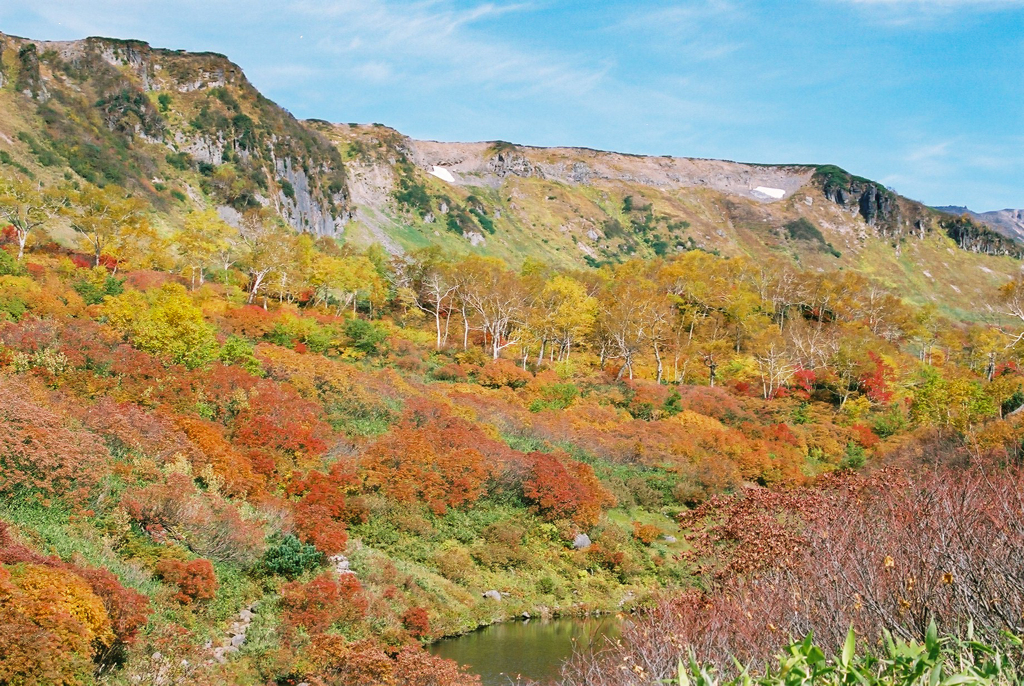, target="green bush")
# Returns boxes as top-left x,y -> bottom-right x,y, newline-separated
262,534 -> 325,579
0,249 -> 25,276
345,318 -> 388,356
784,218 -> 826,243
165,151 -> 192,171
218,335 -> 262,375
72,275 -> 125,305
279,178 -> 295,200
529,383 -> 580,412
